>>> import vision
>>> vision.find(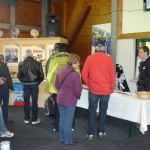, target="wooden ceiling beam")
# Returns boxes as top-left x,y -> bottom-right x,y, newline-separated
65,0 -> 85,39
68,6 -> 91,50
